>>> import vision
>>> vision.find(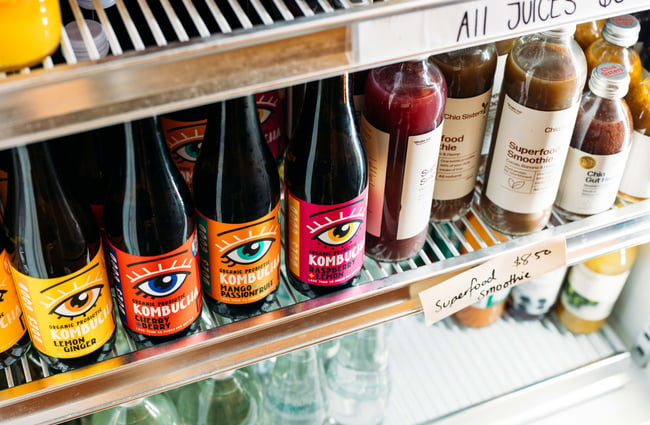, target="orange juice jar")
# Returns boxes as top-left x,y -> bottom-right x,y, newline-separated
0,0 -> 62,71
